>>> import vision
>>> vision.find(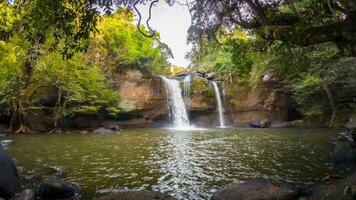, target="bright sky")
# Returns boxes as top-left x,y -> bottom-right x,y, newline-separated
136,1 -> 192,67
